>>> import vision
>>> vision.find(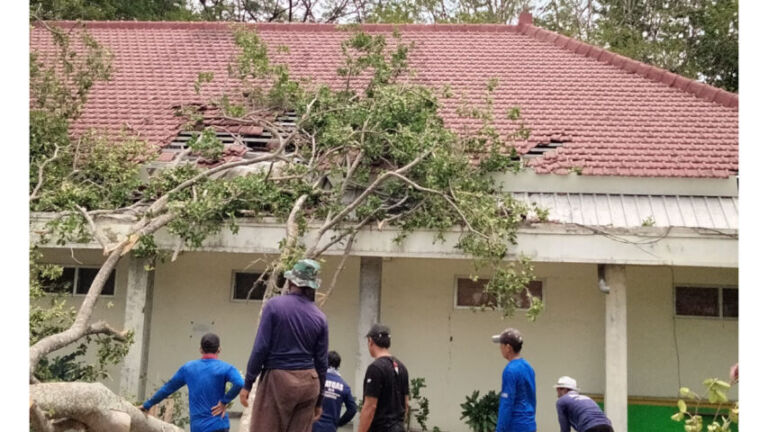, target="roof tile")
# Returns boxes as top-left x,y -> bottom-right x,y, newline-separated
30,20 -> 738,179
